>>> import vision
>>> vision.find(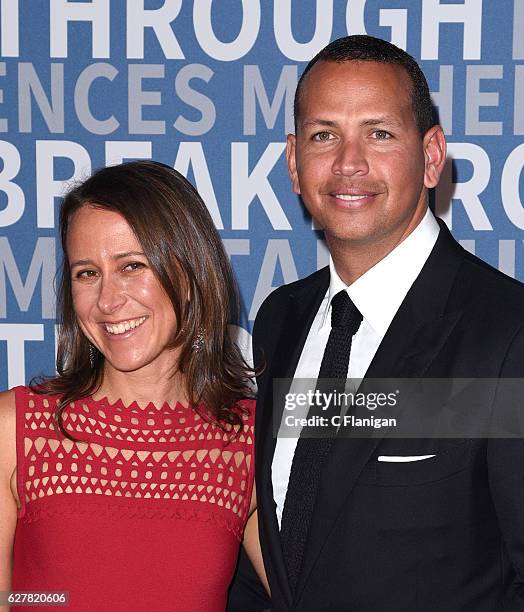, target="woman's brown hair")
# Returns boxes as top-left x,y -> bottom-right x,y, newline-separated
34,161 -> 253,439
